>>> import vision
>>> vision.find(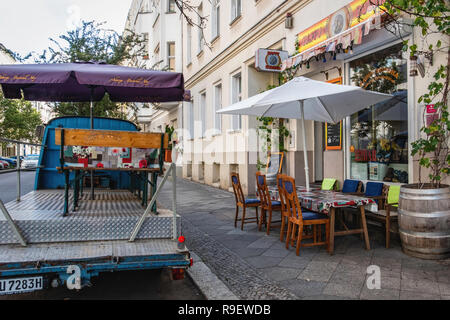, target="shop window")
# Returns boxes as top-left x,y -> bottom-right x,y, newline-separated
349,43 -> 409,183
